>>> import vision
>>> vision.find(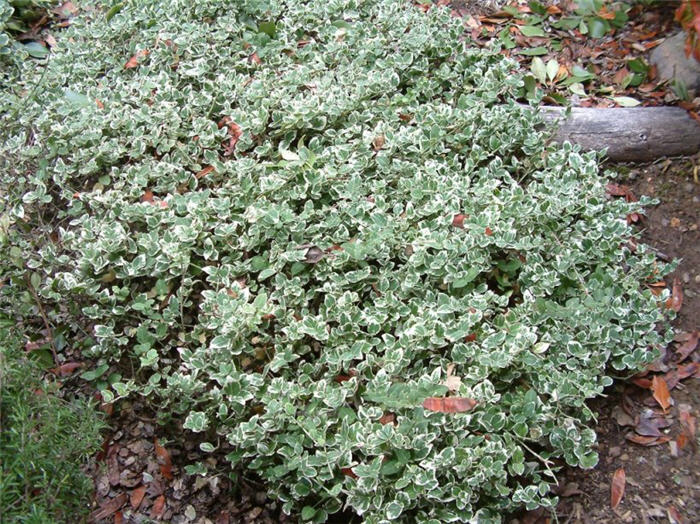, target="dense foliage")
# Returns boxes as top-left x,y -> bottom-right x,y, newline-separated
0,327 -> 106,523
0,1 -> 54,66
0,0 -> 673,521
